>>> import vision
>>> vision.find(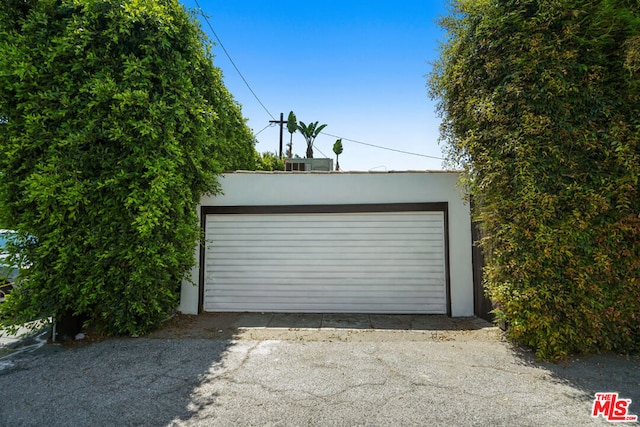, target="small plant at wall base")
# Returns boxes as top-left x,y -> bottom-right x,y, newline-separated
297,121 -> 327,158
429,0 -> 640,361
333,139 -> 343,171
0,0 -> 254,336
